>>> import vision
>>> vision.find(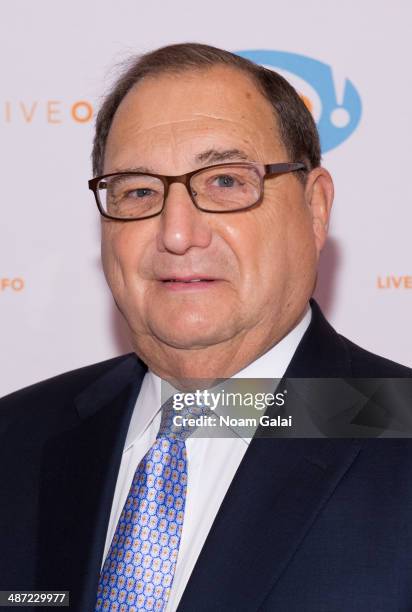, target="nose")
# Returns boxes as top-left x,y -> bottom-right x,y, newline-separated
156,183 -> 212,254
